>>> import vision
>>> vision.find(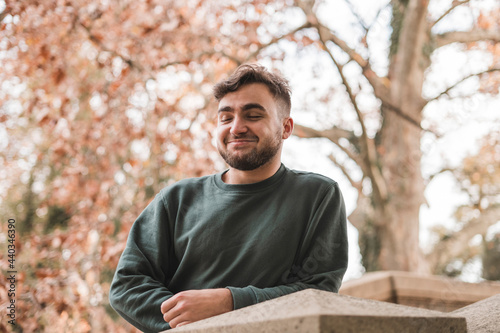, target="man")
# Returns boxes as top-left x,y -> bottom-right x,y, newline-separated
109,64 -> 348,332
